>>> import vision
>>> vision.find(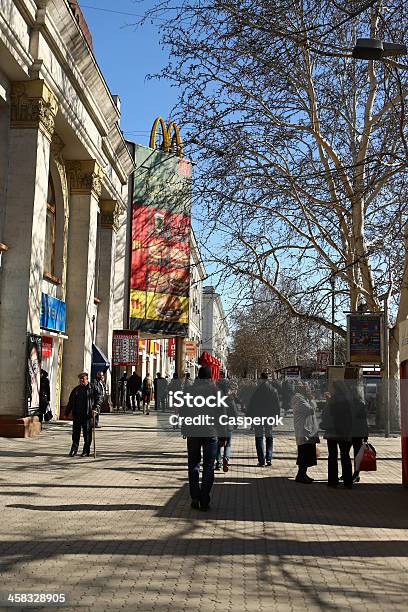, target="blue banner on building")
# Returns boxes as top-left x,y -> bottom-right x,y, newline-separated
40,293 -> 66,333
